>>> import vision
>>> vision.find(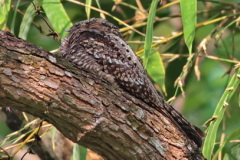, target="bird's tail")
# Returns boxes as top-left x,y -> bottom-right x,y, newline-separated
155,100 -> 204,147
